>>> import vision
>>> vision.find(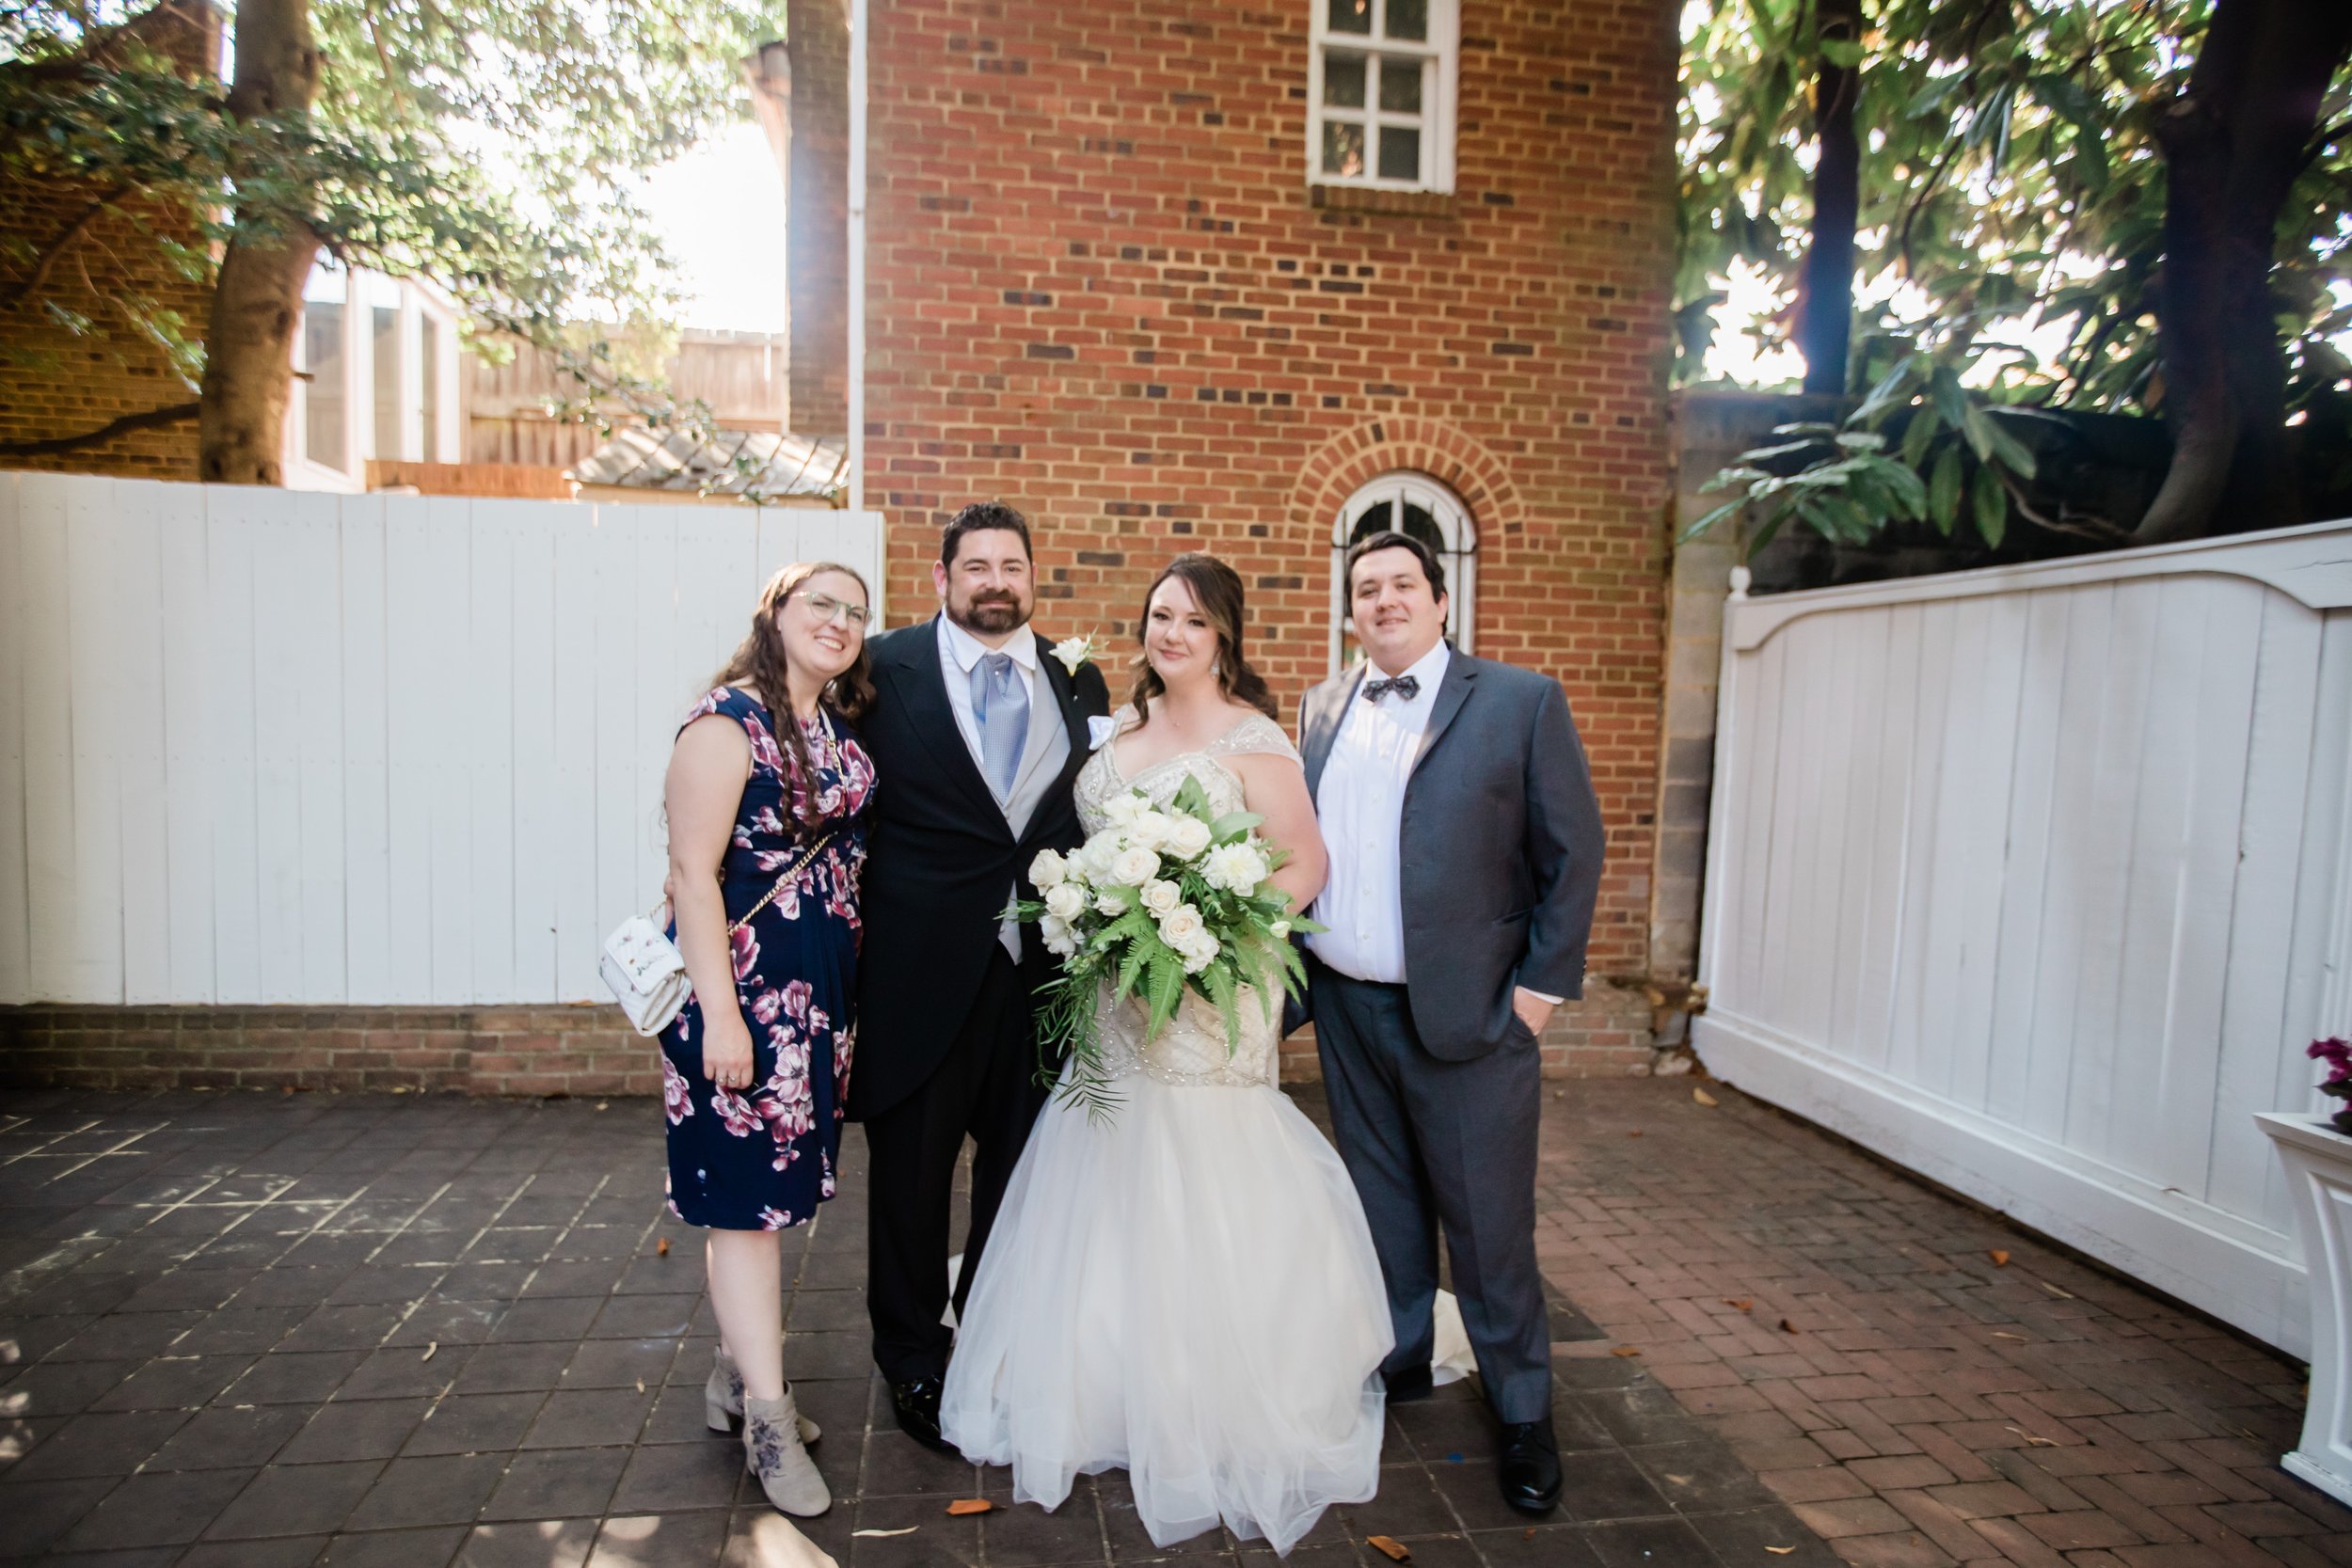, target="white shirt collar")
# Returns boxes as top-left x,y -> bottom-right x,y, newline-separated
1359,639 -> 1451,700
939,613 -> 1039,674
